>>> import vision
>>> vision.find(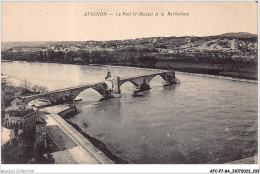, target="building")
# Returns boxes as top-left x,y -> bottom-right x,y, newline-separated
3,108 -> 39,133
73,57 -> 84,63
35,118 -> 47,149
166,44 -> 176,49
230,39 -> 237,50
2,75 -> 7,109
1,108 -> 46,163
